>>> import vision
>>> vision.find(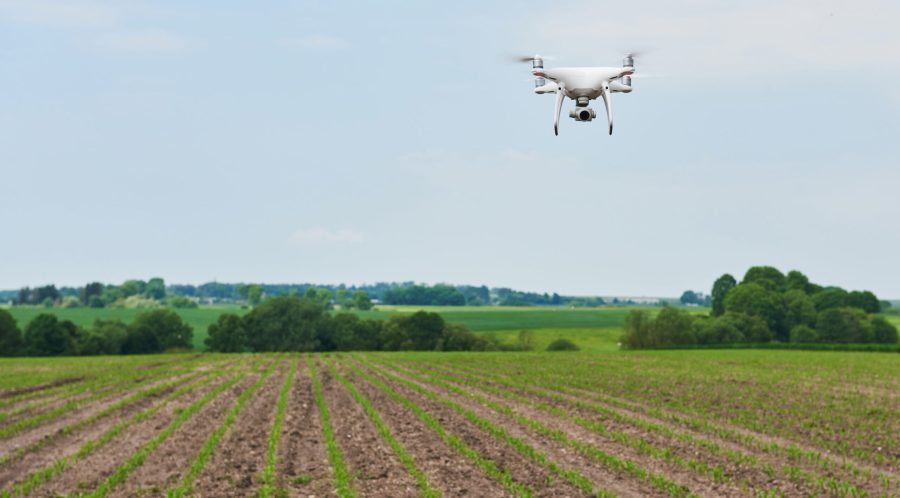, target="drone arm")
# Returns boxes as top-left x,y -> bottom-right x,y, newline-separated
553,83 -> 565,136
600,81 -> 613,135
